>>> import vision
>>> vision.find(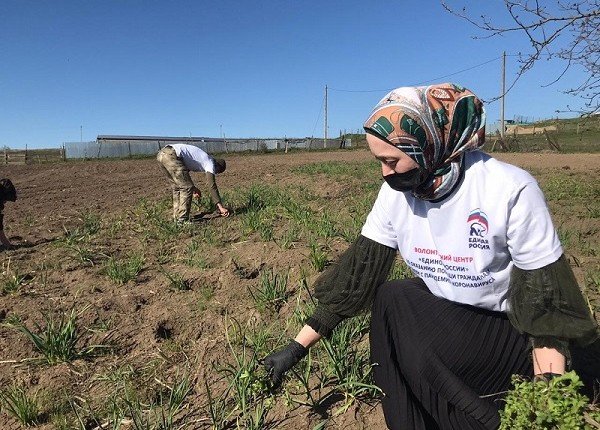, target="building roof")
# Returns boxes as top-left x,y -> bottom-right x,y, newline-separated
97,135 -> 224,142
